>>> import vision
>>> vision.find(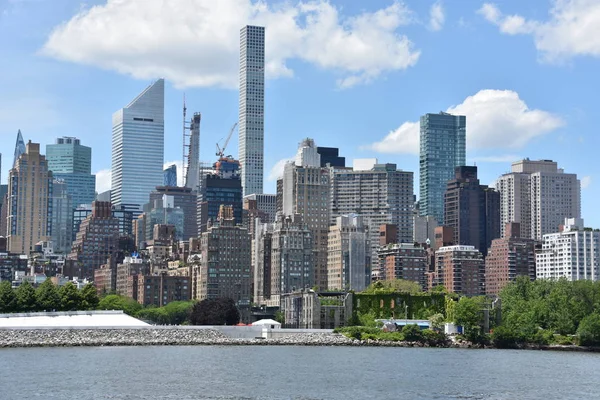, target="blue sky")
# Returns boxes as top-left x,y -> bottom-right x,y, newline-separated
1,0 -> 599,224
